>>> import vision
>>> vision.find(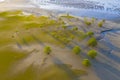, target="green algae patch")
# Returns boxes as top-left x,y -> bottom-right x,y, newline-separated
0,46 -> 27,79
9,66 -> 36,80
0,10 -> 89,47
